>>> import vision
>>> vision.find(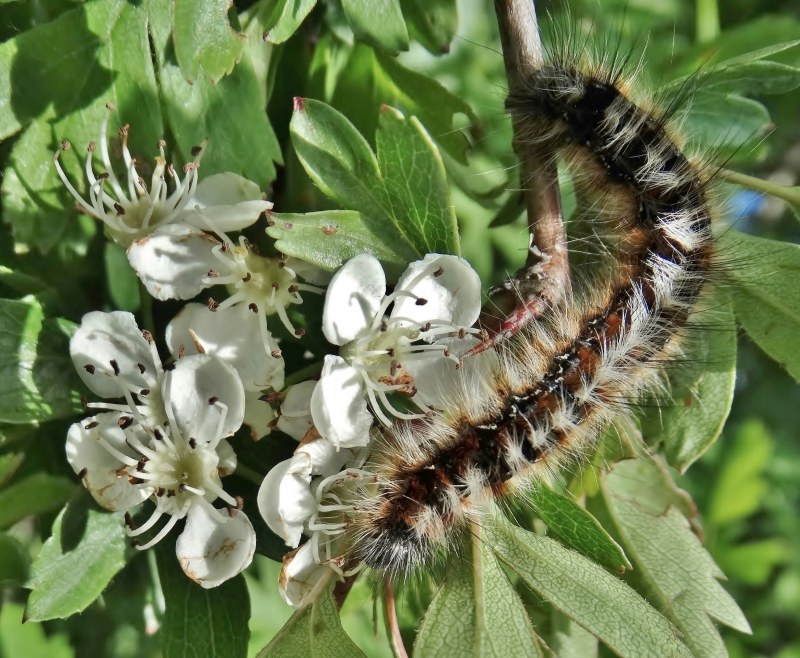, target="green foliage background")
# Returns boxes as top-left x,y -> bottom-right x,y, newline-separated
0,0 -> 798,656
